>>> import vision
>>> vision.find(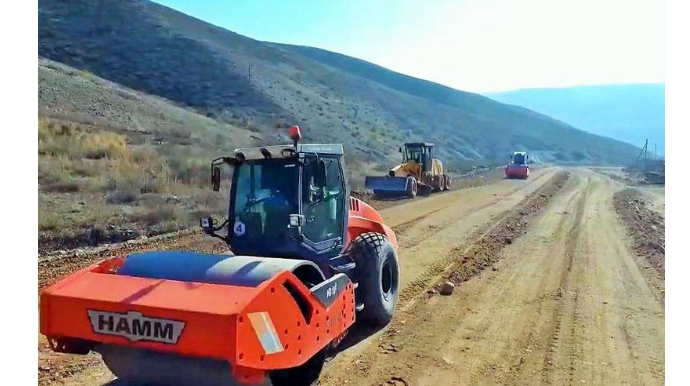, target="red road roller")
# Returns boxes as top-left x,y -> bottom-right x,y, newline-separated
40,126 -> 400,386
505,151 -> 530,179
